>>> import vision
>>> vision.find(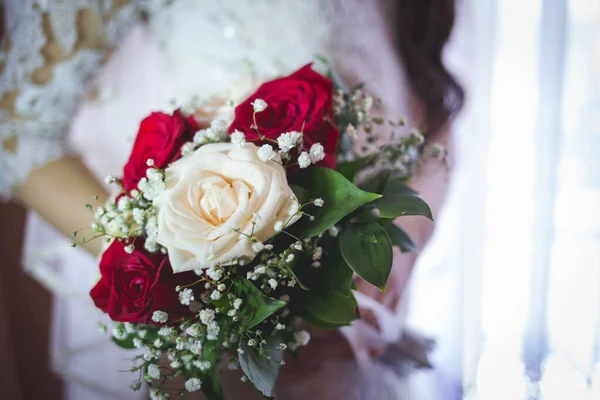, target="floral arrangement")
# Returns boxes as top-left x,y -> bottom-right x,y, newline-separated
77,64 -> 443,399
